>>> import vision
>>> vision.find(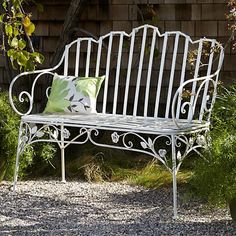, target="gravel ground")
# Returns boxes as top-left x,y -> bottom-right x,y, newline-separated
0,180 -> 236,236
